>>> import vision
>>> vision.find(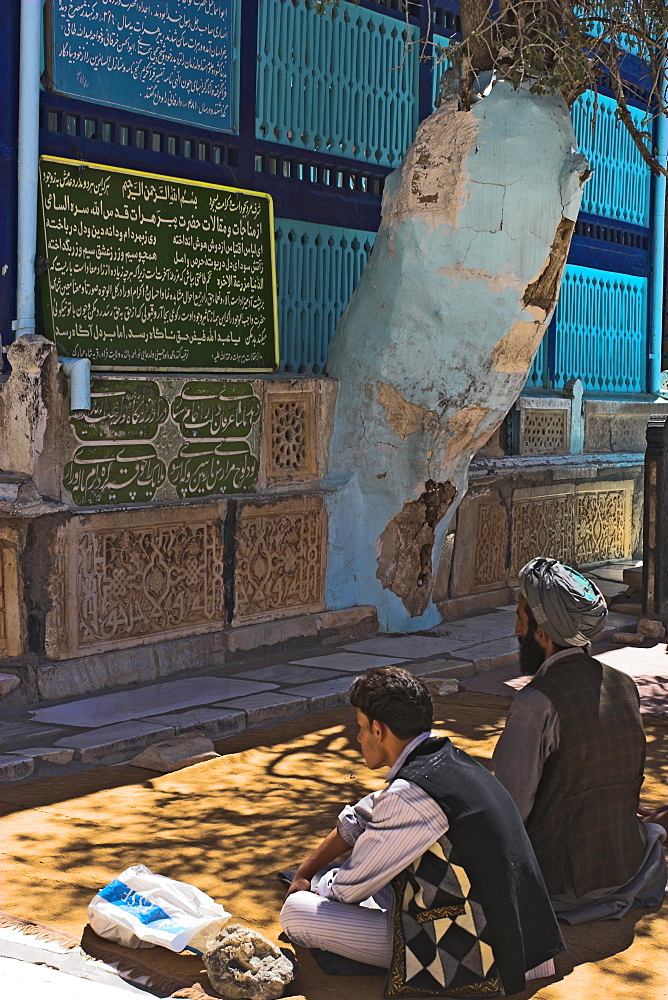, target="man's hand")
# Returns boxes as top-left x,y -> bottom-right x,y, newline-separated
285,828 -> 351,901
285,877 -> 312,899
